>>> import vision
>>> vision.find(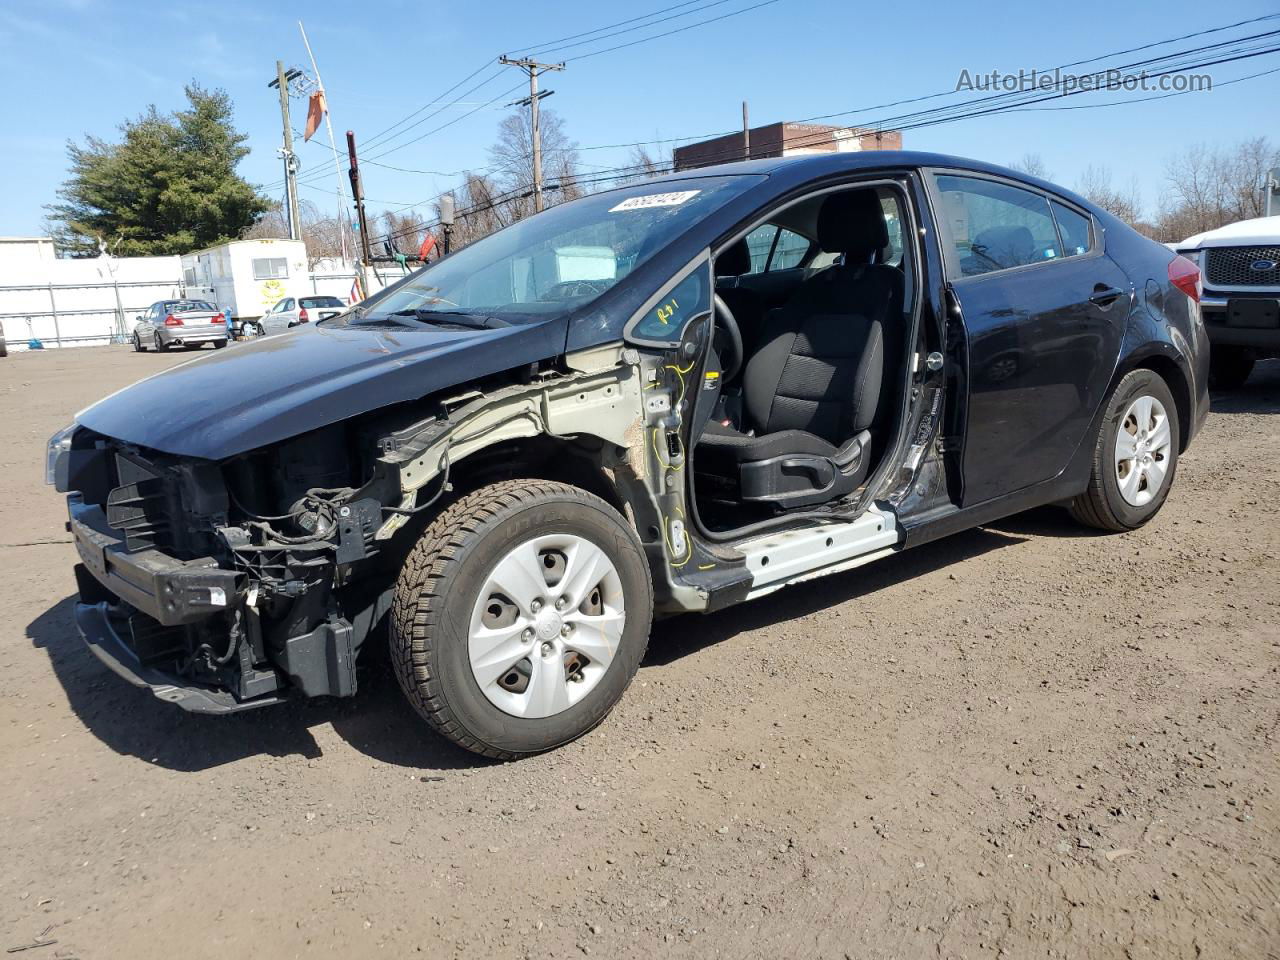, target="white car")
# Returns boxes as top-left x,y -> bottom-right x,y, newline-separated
1176,215 -> 1280,389
249,295 -> 348,336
